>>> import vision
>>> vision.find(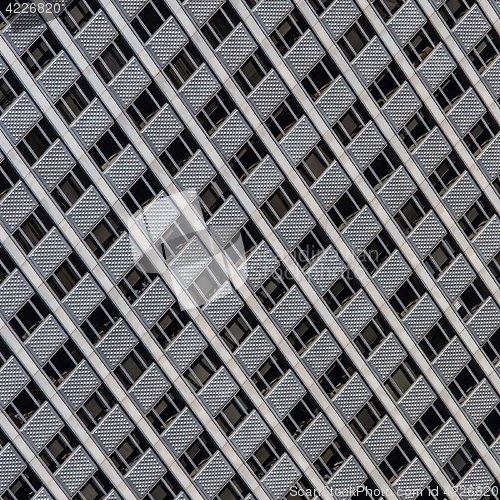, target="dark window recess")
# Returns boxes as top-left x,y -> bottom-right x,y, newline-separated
59,0 -> 99,35
0,69 -> 24,115
201,2 -> 240,49
17,118 -> 58,166
55,77 -> 95,124
126,82 -> 167,130
131,0 -> 172,42
21,31 -> 62,77
404,23 -> 440,68
93,36 -> 133,83
196,89 -> 235,136
165,43 -> 203,89
337,17 -> 375,61
13,207 -> 54,254
89,124 -> 129,171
